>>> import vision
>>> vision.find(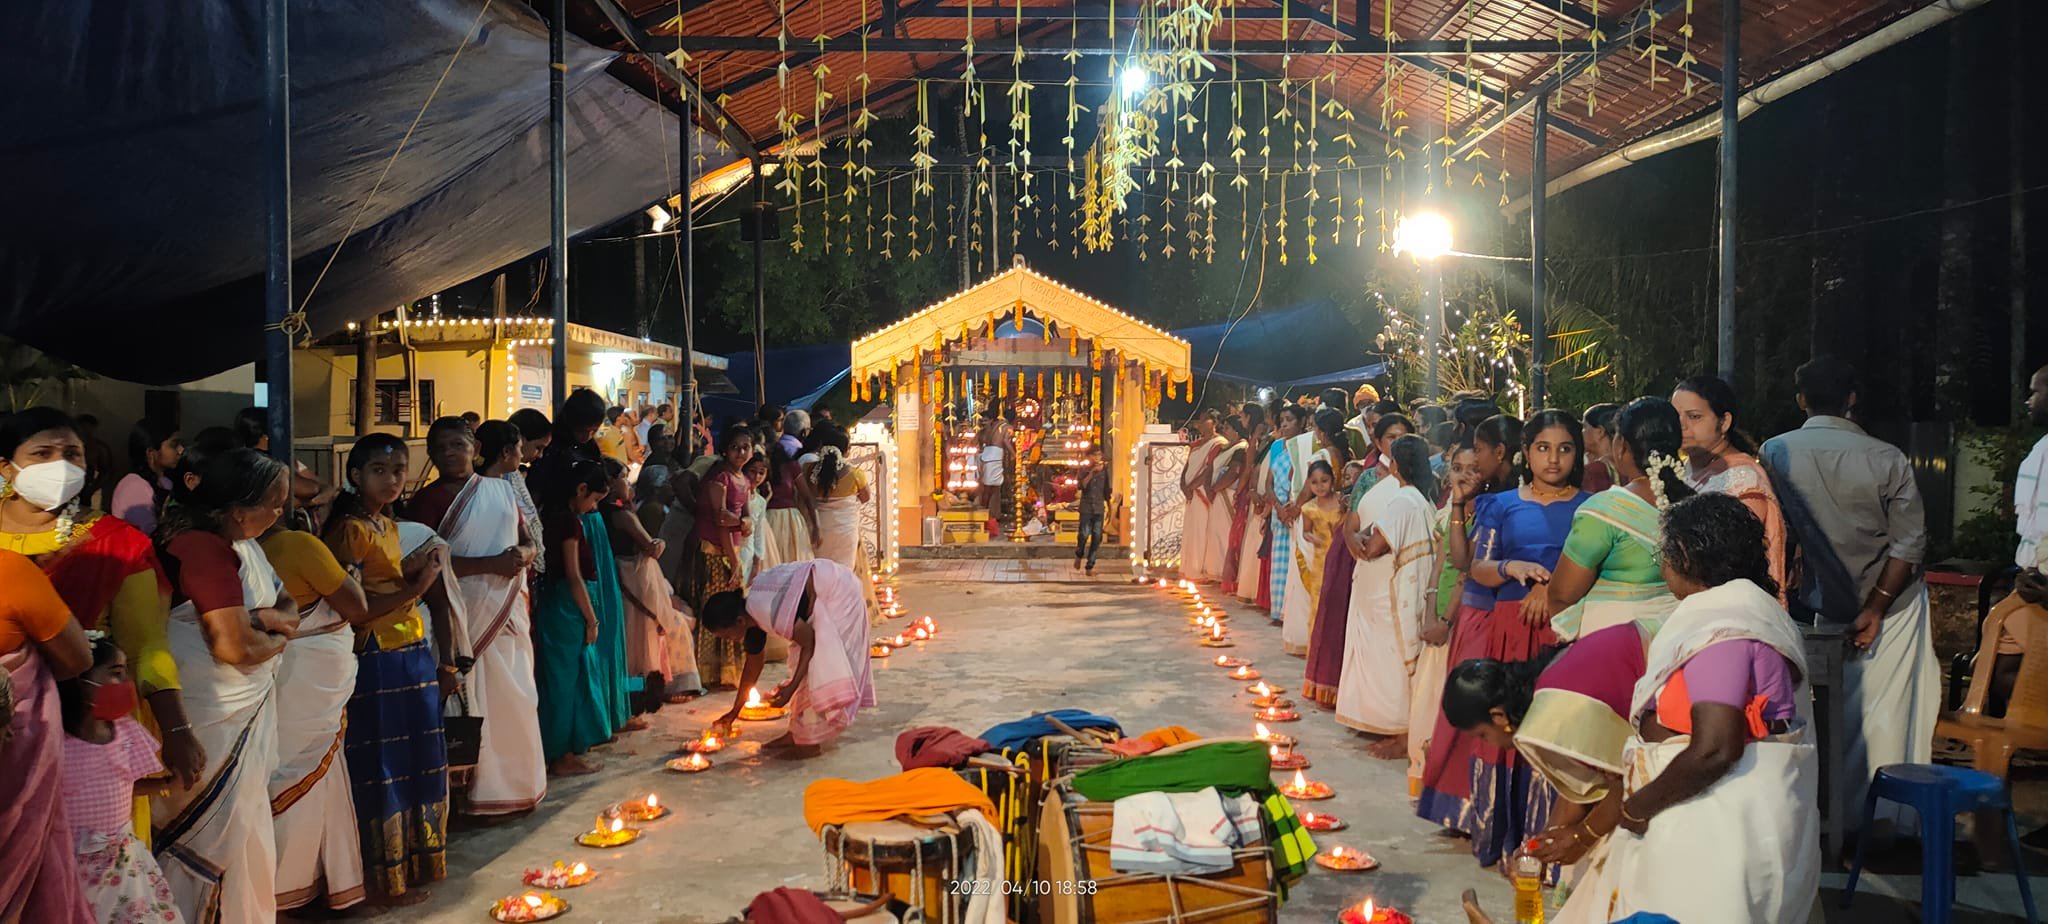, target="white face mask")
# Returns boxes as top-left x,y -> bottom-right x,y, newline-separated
8,460 -> 86,511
